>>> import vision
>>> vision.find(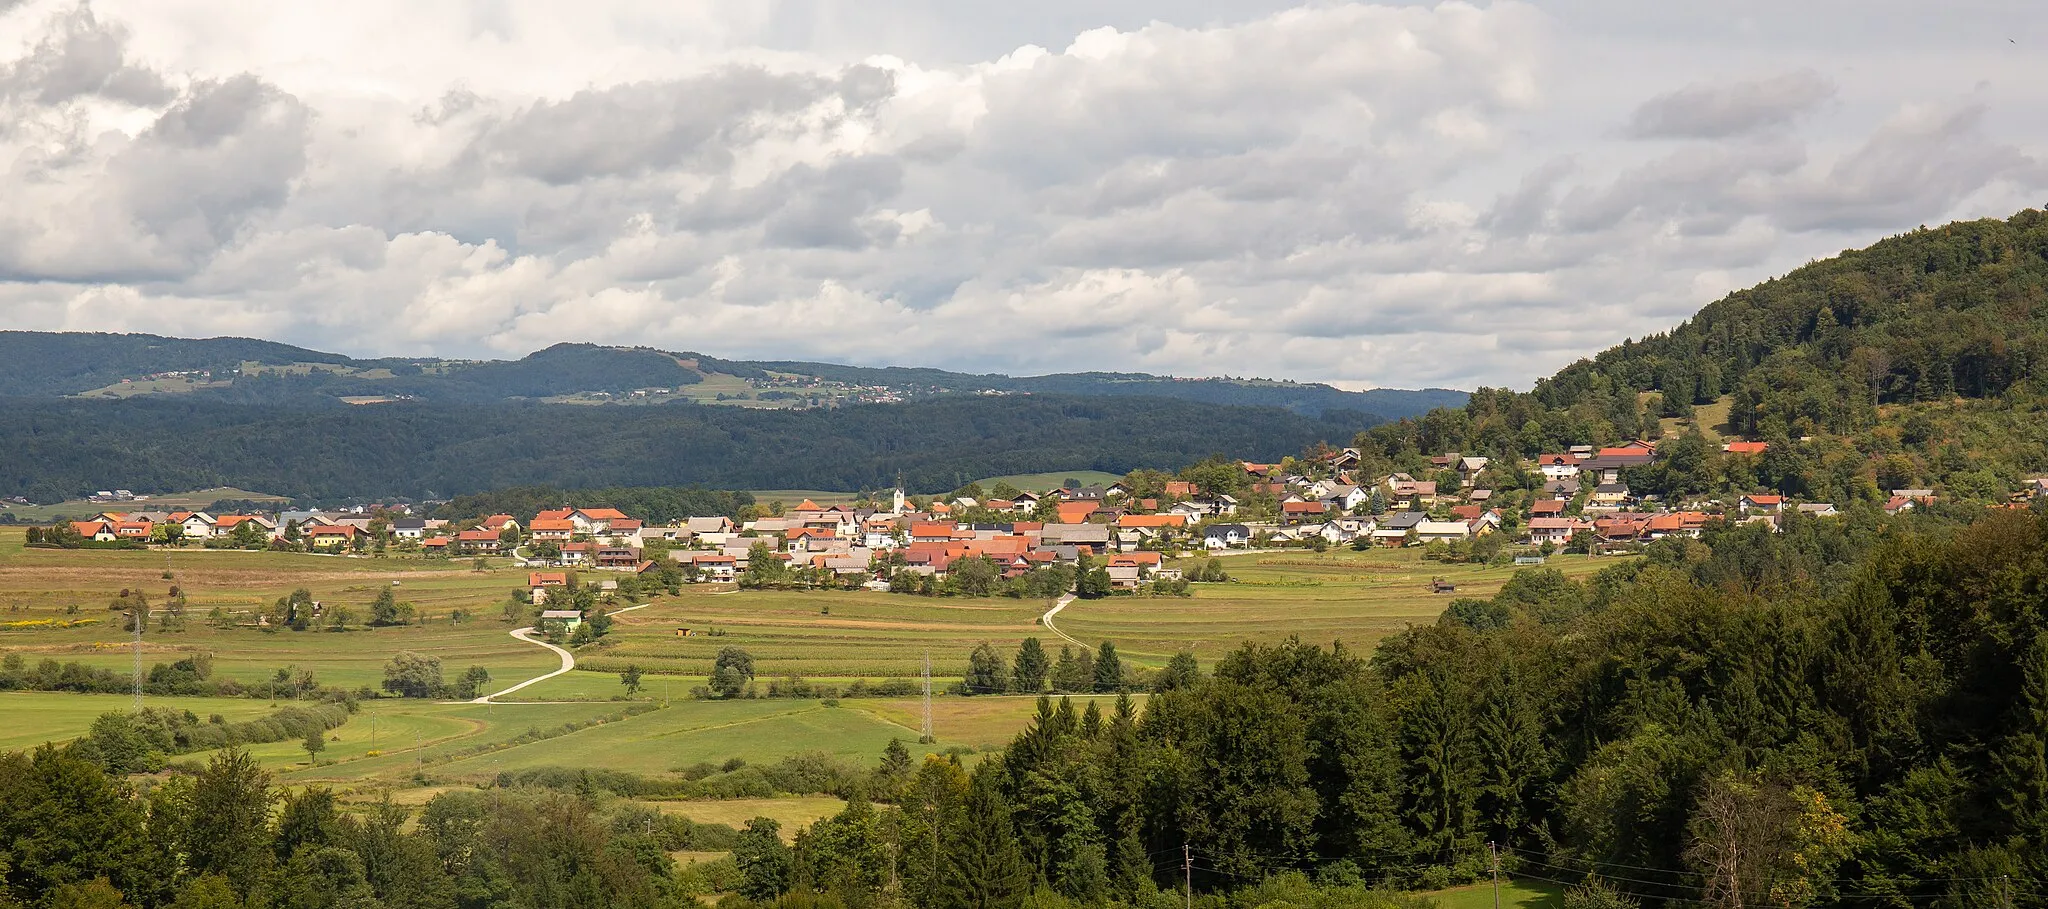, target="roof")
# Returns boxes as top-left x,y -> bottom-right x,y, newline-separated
1415,521 -> 1470,535
578,508 -> 630,521
1744,494 -> 1785,505
481,514 -> 518,528
1723,441 -> 1769,455
911,523 -> 958,537
456,529 -> 499,541
1528,517 -> 1582,530
535,508 -> 575,522
529,572 -> 568,586
539,610 -> 583,619
1117,514 -> 1188,529
1282,501 -> 1327,513
530,519 -> 576,532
